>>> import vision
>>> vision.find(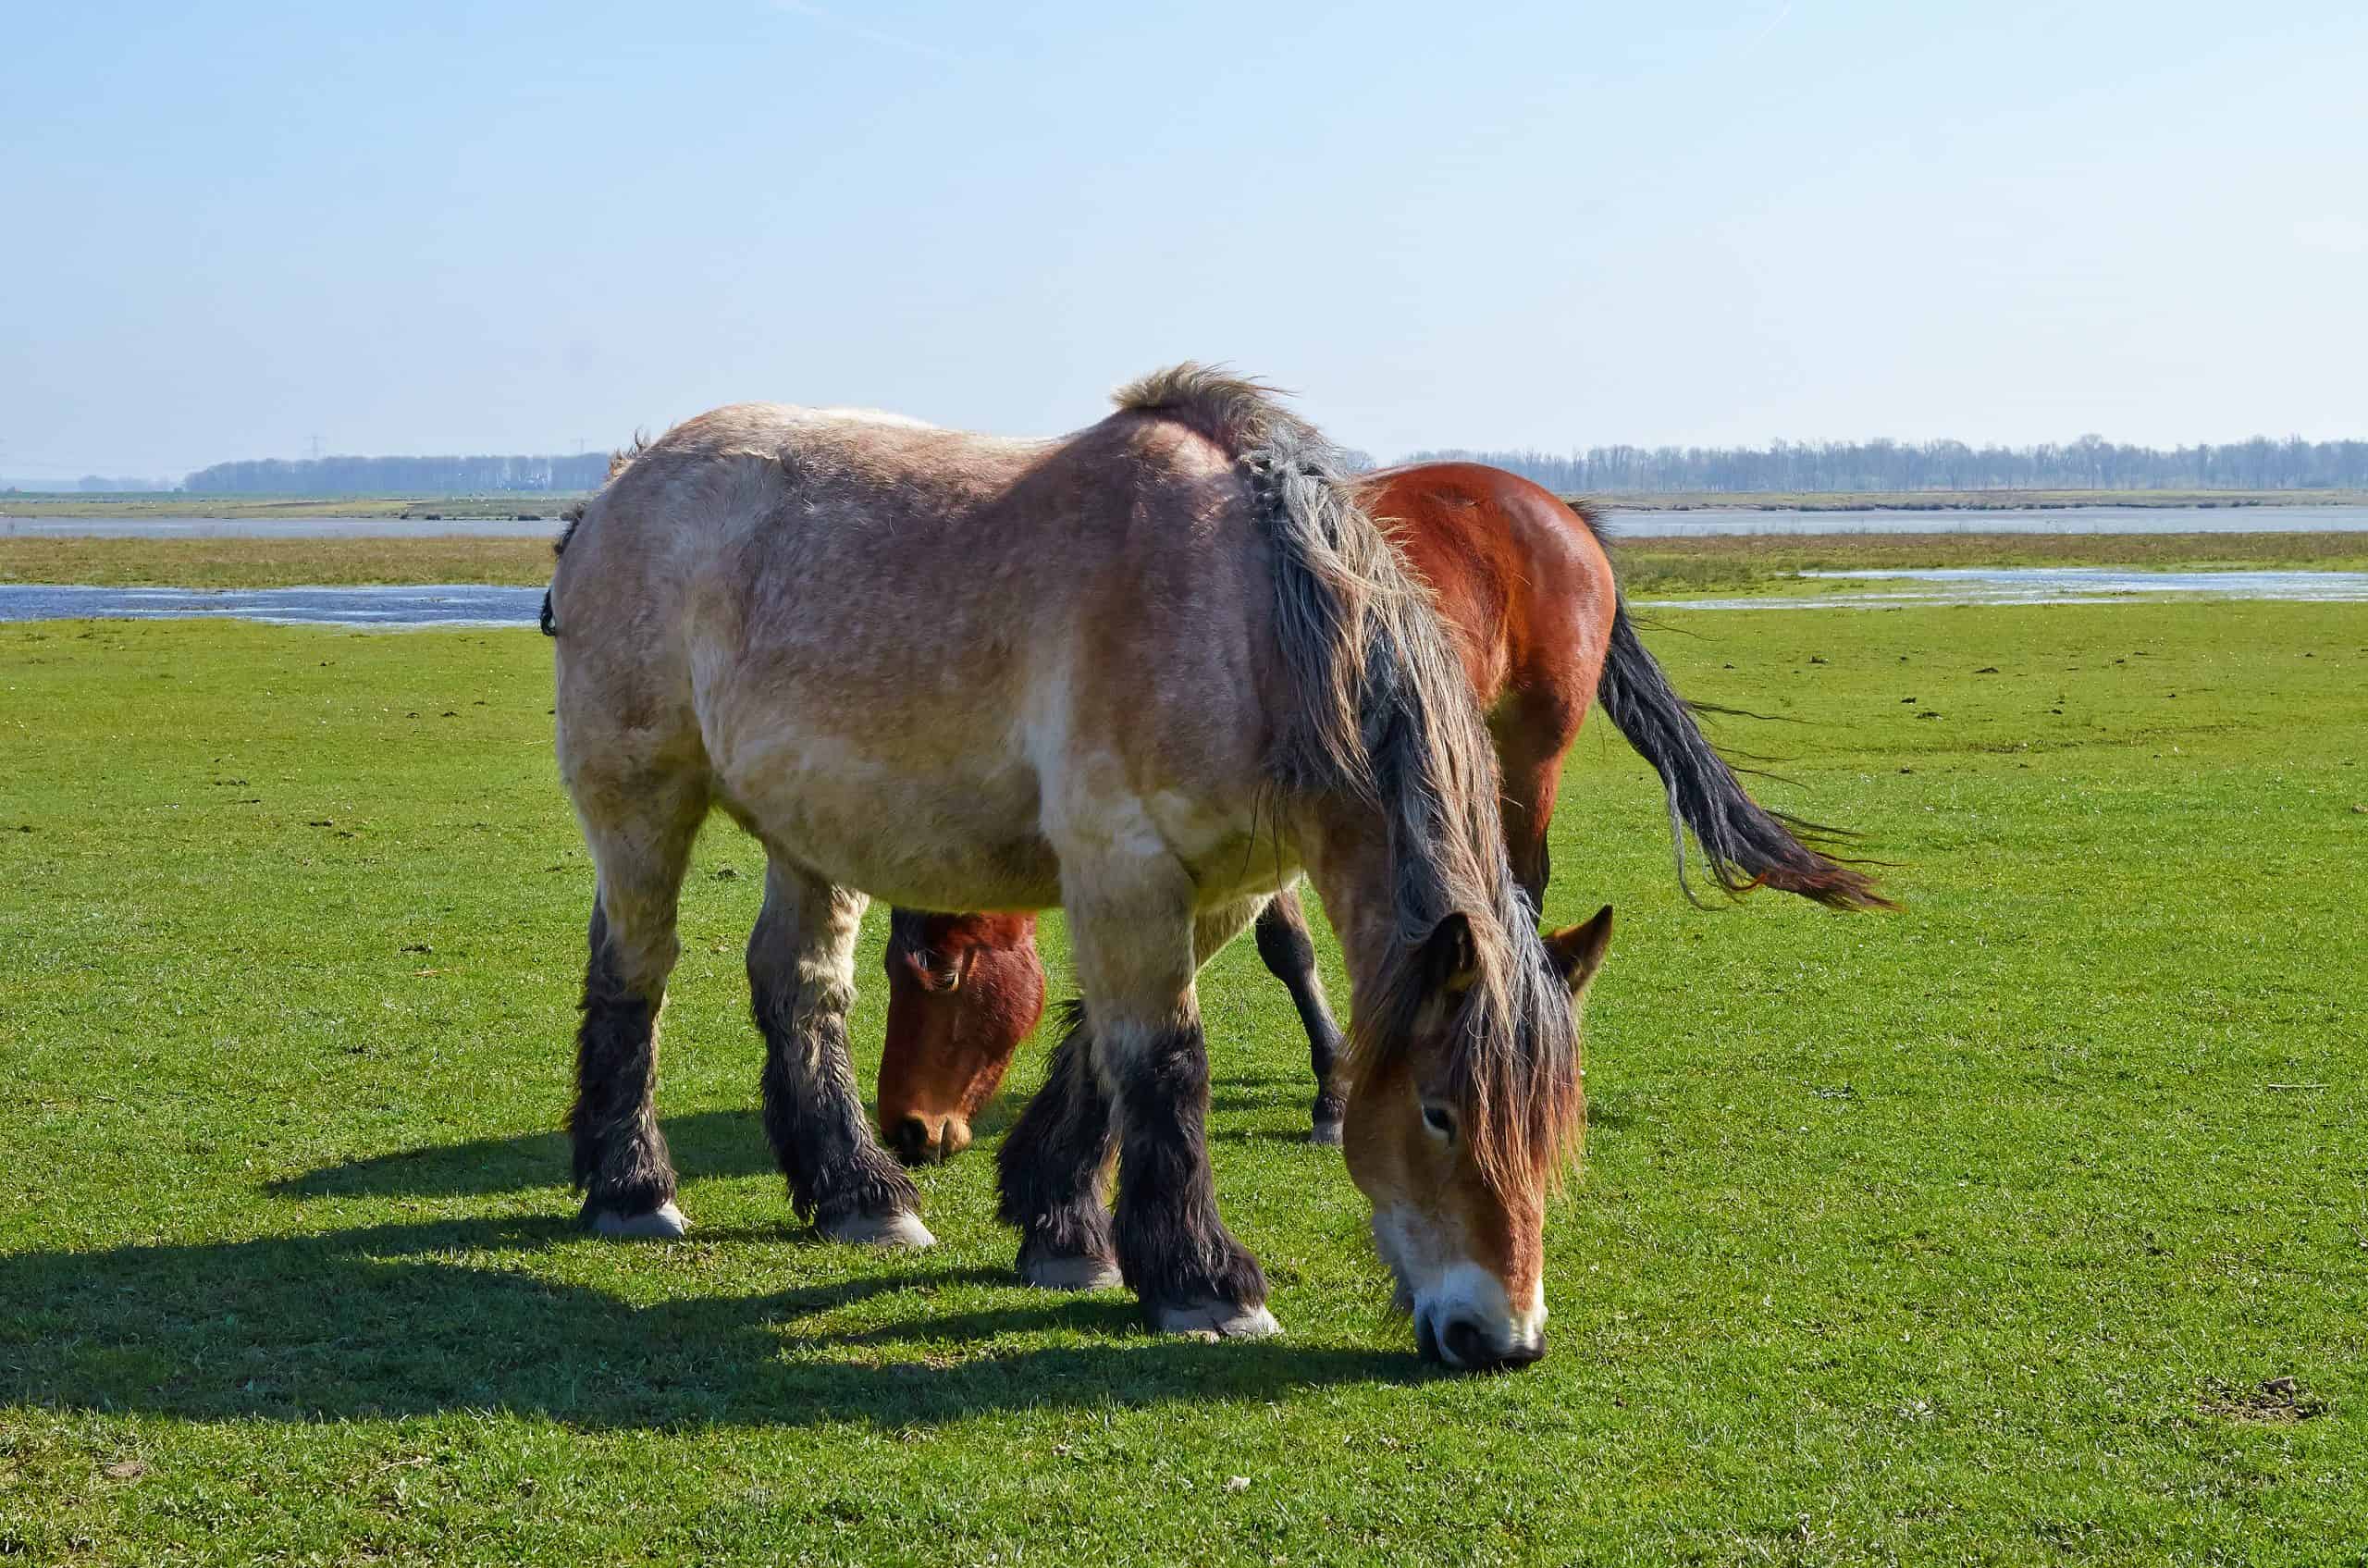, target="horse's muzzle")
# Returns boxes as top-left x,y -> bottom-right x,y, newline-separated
888,1115 -> 971,1167
1416,1307 -> 1547,1373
